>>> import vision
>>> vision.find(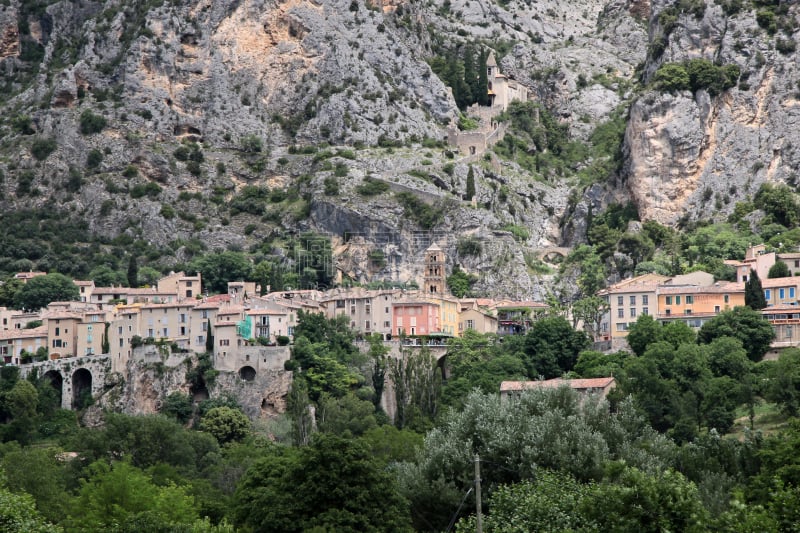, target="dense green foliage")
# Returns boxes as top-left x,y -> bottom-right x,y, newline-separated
428,45 -> 488,110
655,59 -> 740,95
14,273 -> 79,311
234,434 -> 411,532
493,101 -> 627,185
2,306 -> 800,531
